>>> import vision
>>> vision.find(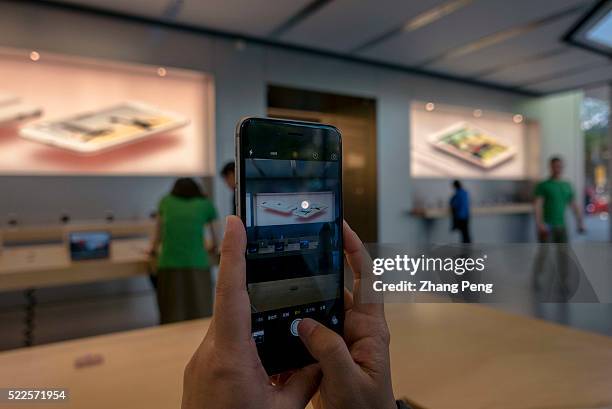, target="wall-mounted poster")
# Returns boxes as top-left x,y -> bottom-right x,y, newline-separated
0,47 -> 214,175
410,102 -> 539,179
